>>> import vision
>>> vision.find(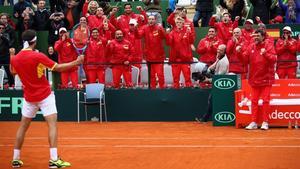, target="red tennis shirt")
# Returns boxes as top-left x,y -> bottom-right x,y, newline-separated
11,49 -> 57,102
